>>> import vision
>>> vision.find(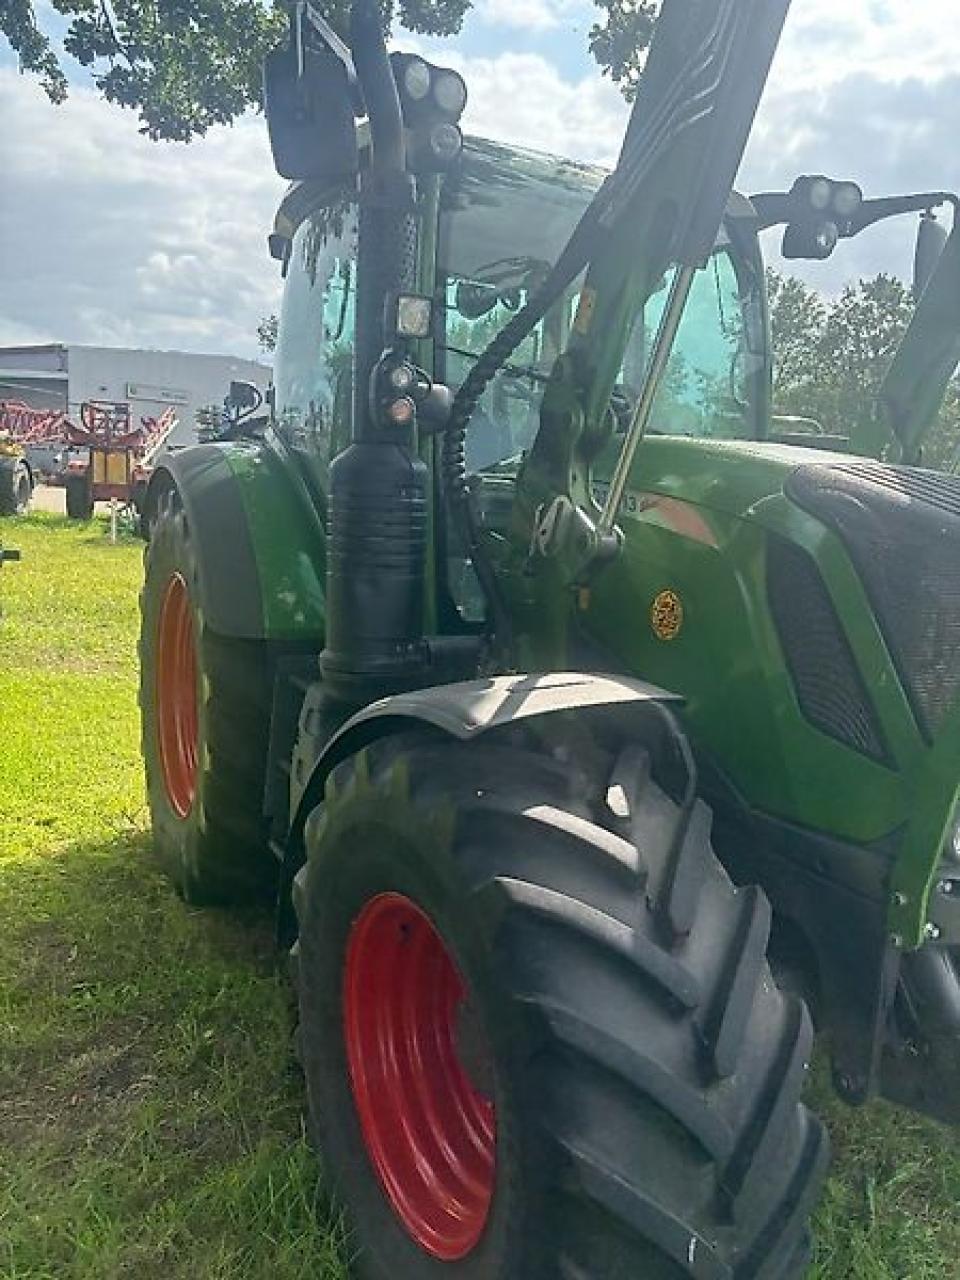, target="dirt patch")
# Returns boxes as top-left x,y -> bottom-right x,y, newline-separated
0,1015 -> 159,1154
